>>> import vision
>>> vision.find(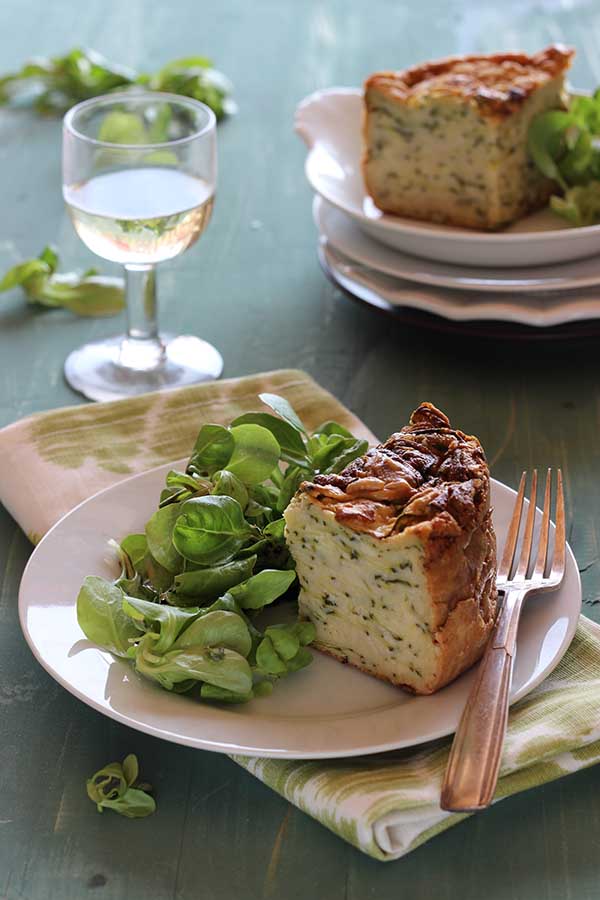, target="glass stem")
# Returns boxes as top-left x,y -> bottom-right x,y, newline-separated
119,264 -> 164,370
